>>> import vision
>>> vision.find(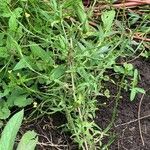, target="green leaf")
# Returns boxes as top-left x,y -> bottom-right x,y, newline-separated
0,33 -> 5,46
9,14 -> 18,32
132,69 -> 138,86
135,87 -> 145,94
0,102 -> 10,119
0,110 -> 24,150
72,0 -> 89,32
13,57 -> 32,71
7,88 -> 32,107
114,65 -> 124,74
17,130 -> 38,150
130,87 -> 145,101
29,42 -> 52,63
14,97 -> 33,107
130,88 -> 137,101
124,63 -> 133,71
104,89 -> 110,98
0,47 -> 9,58
101,10 -> 115,33
13,7 -> 23,18
50,65 -> 66,80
